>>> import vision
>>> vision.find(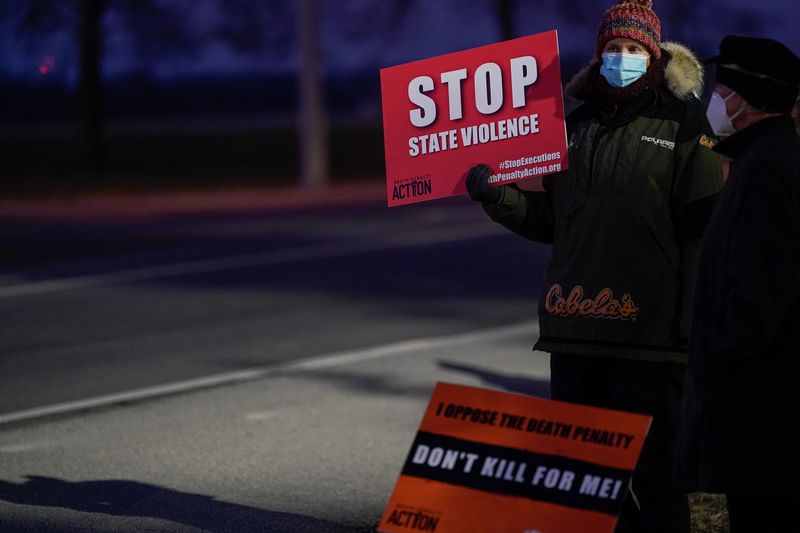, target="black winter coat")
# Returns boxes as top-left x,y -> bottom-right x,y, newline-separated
484,43 -> 723,362
677,116 -> 800,493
